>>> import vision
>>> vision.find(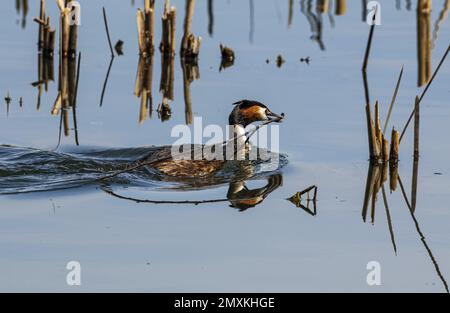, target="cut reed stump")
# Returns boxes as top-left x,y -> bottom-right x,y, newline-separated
390,128 -> 400,164
137,0 -> 156,57
34,0 -> 55,57
159,1 -> 176,57
365,102 -> 381,162
316,0 -> 329,14
56,1 -> 78,59
288,0 -> 294,27
335,0 -> 347,16
180,0 -> 201,61
417,0 -> 432,87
